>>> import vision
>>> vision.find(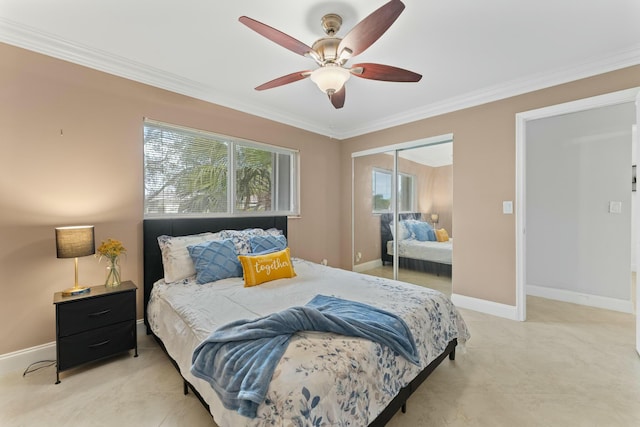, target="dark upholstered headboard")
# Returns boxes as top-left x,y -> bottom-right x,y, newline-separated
379,212 -> 422,264
142,216 -> 288,331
